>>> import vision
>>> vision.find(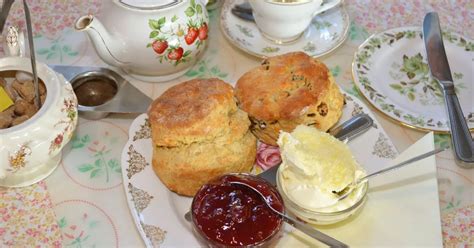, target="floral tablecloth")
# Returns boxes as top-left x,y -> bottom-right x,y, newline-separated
0,0 -> 472,247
